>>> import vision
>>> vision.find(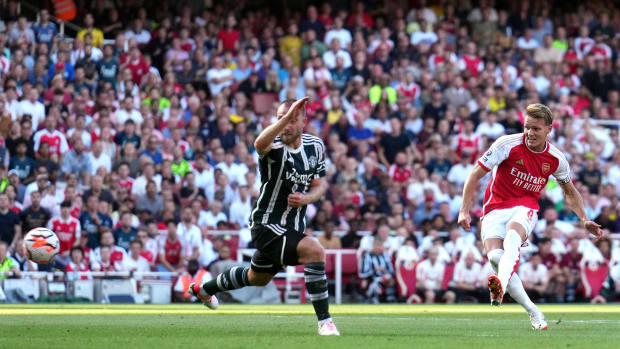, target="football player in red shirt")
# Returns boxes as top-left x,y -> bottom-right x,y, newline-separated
458,103 -> 602,330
